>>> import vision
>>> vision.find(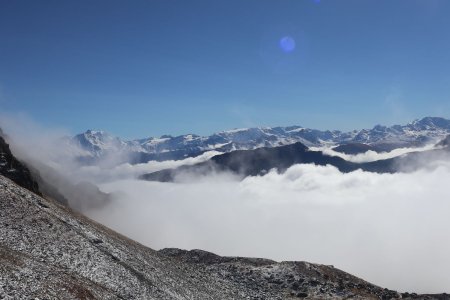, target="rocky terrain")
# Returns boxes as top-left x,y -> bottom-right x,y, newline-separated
0,129 -> 40,195
1,175 -> 449,299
